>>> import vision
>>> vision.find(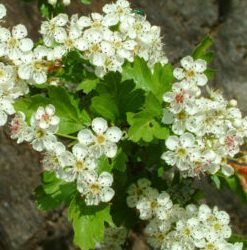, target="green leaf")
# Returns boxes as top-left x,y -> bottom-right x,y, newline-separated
80,0 -> 92,5
91,73 -> 145,122
127,93 -> 169,142
68,196 -> 113,250
111,148 -> 128,172
127,112 -> 169,142
34,171 -> 77,211
192,36 -> 214,63
76,78 -> 100,94
97,156 -> 112,174
91,94 -> 119,122
122,58 -> 173,101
